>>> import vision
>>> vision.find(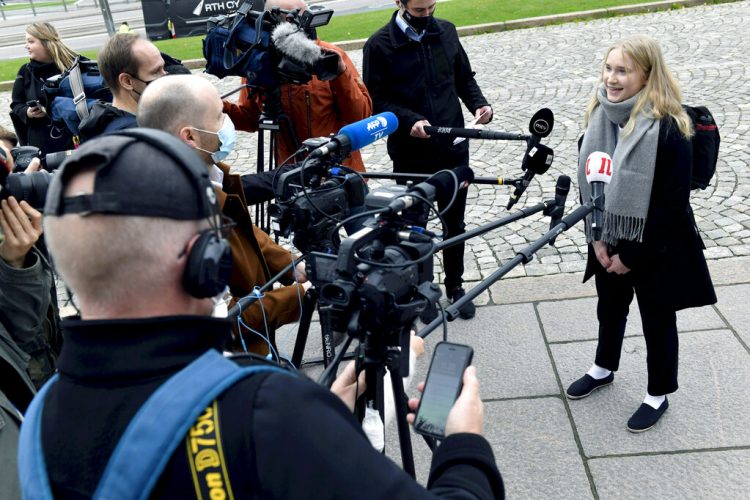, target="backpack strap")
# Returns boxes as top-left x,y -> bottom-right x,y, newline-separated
17,374 -> 59,500
18,349 -> 287,500
67,57 -> 90,124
